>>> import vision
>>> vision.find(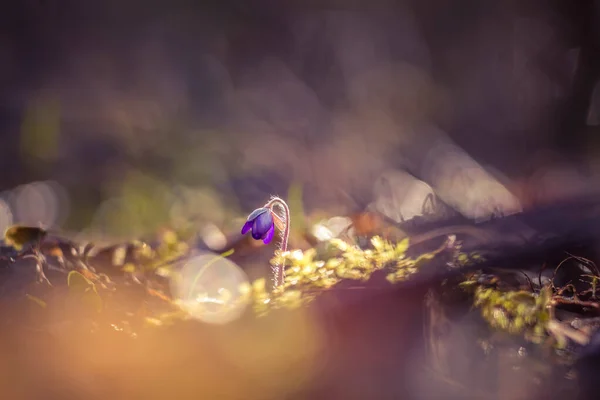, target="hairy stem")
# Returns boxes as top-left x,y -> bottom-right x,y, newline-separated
264,196 -> 290,289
